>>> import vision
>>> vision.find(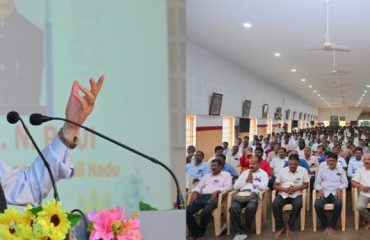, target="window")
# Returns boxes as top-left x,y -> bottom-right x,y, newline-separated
222,116 -> 235,146
250,117 -> 258,136
186,115 -> 196,147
